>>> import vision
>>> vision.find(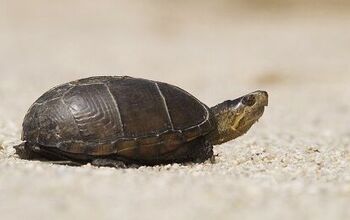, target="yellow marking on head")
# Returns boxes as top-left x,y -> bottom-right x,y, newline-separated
230,106 -> 249,131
